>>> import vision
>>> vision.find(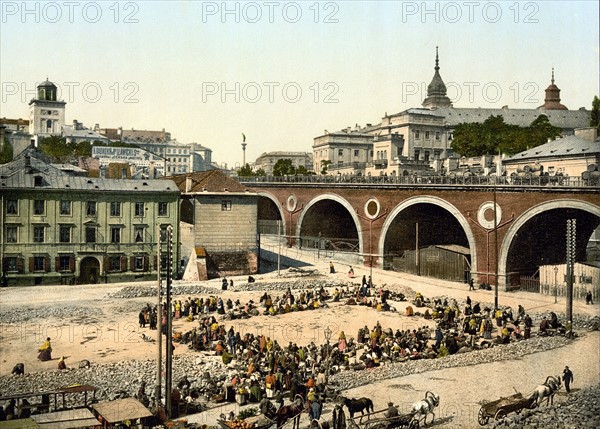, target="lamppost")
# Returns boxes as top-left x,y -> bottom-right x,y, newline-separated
553,265 -> 558,304
323,326 -> 332,385
356,208 -> 387,286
